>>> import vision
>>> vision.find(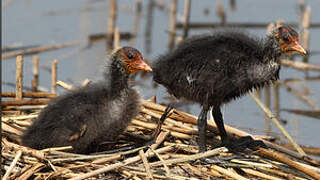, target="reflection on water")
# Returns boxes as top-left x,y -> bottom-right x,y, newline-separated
2,0 -> 320,147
